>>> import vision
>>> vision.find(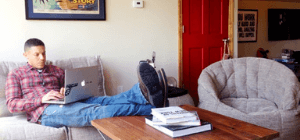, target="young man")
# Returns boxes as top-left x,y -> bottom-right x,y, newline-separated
5,38 -> 167,128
